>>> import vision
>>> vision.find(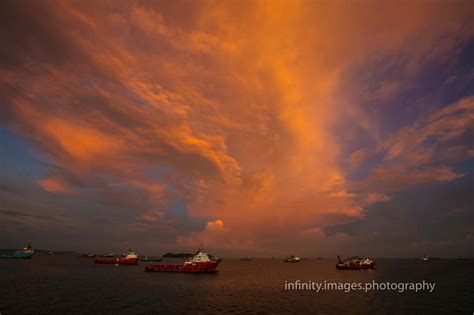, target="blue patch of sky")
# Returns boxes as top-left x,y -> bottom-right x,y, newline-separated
341,37 -> 473,137
439,36 -> 474,105
346,152 -> 385,182
337,37 -> 474,180
0,126 -> 47,181
169,197 -> 188,218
